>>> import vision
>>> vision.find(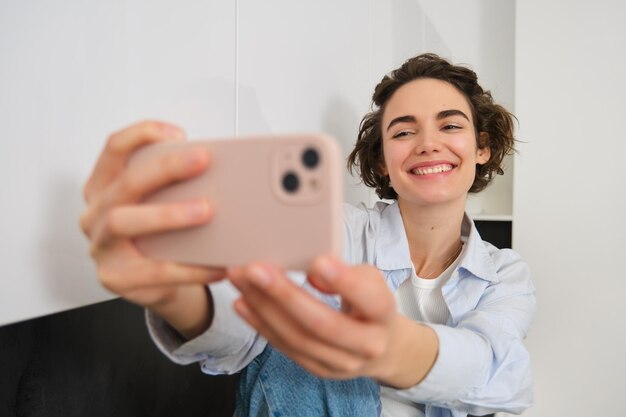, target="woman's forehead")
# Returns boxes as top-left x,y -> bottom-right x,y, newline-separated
383,78 -> 473,122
